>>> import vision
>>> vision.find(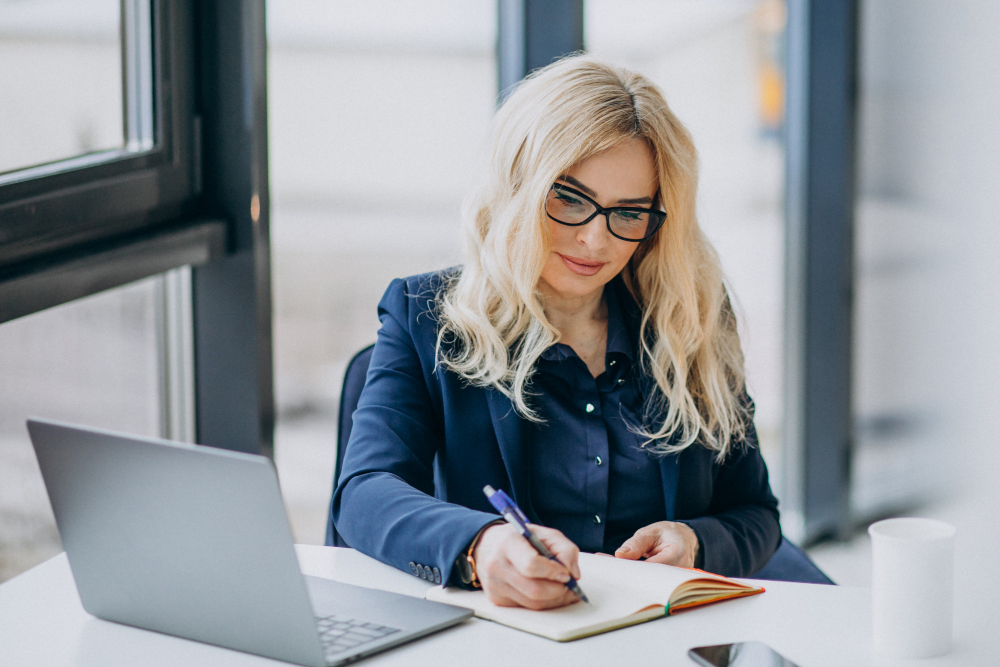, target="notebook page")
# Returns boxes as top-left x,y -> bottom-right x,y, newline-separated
426,553 -> 724,639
